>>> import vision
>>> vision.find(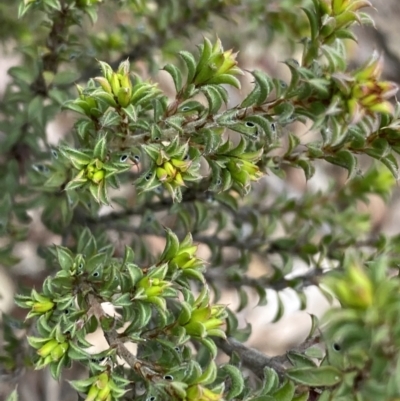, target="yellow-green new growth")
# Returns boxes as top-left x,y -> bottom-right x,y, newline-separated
324,260 -> 374,309
193,38 -> 243,89
333,52 -> 398,123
